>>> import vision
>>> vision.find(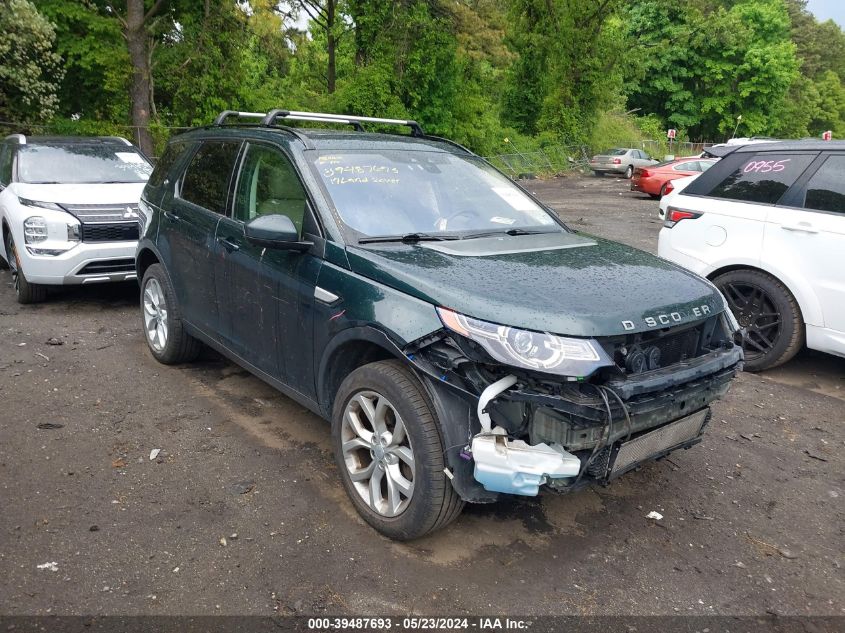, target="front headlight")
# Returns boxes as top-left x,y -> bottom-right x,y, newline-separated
437,307 -> 614,378
18,198 -> 64,212
23,216 -> 48,243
